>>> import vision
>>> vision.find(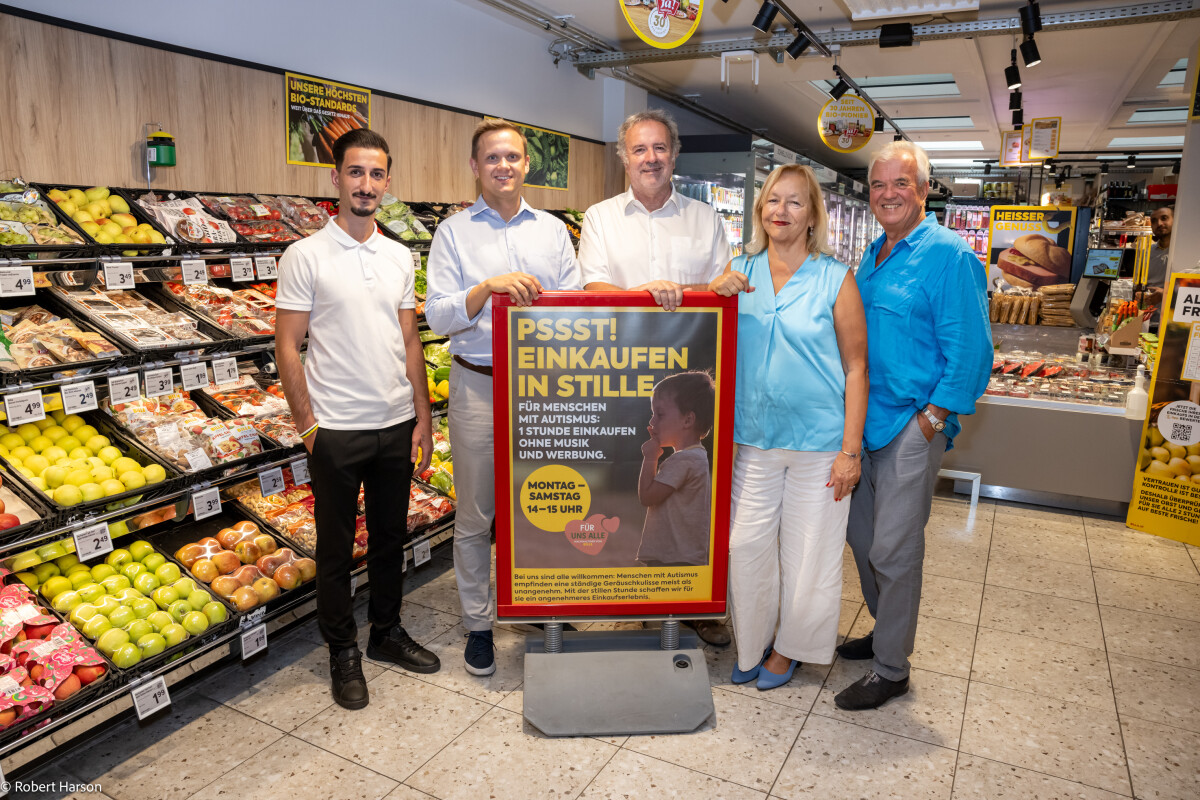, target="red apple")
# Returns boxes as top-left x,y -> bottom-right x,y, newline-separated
53,673 -> 81,700
24,621 -> 57,641
74,664 -> 107,685
0,513 -> 21,530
